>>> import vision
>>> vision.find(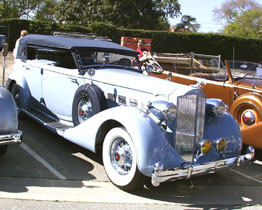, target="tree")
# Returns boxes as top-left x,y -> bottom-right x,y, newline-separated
224,9 -> 262,38
55,0 -> 104,25
0,0 -> 40,19
55,0 -> 181,30
0,0 -> 19,19
213,0 -> 261,24
175,15 -> 200,32
102,0 -> 181,30
35,0 -> 58,21
213,0 -> 262,38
